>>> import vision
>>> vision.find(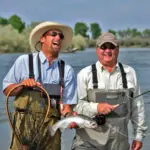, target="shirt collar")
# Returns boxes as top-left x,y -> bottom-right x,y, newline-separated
96,61 -> 121,72
39,51 -> 59,65
39,51 -> 46,64
96,61 -> 103,72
